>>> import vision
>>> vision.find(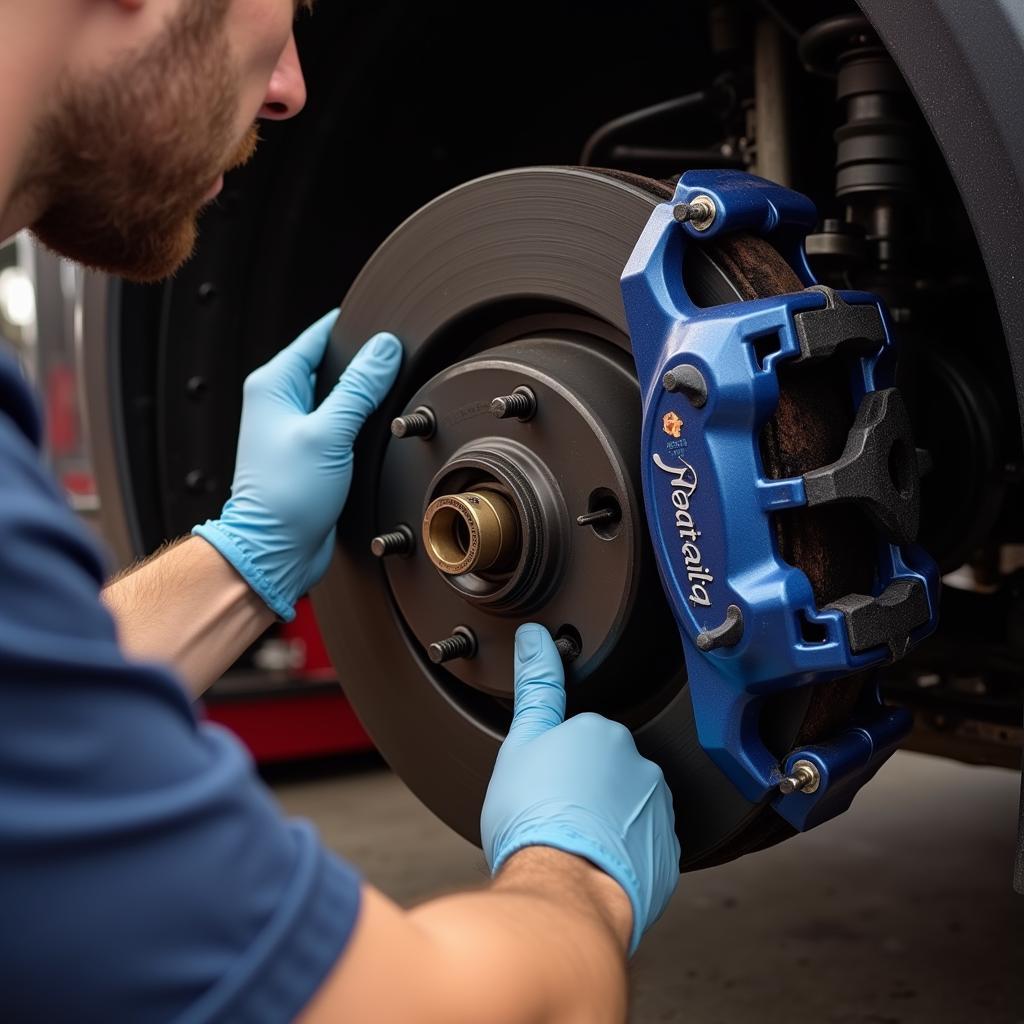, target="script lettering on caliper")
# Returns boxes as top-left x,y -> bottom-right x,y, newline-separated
652,452 -> 714,606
